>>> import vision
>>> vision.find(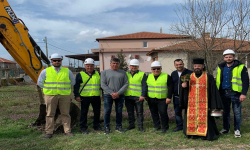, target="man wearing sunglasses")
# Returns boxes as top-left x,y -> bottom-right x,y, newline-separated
146,61 -> 173,133
37,53 -> 75,139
